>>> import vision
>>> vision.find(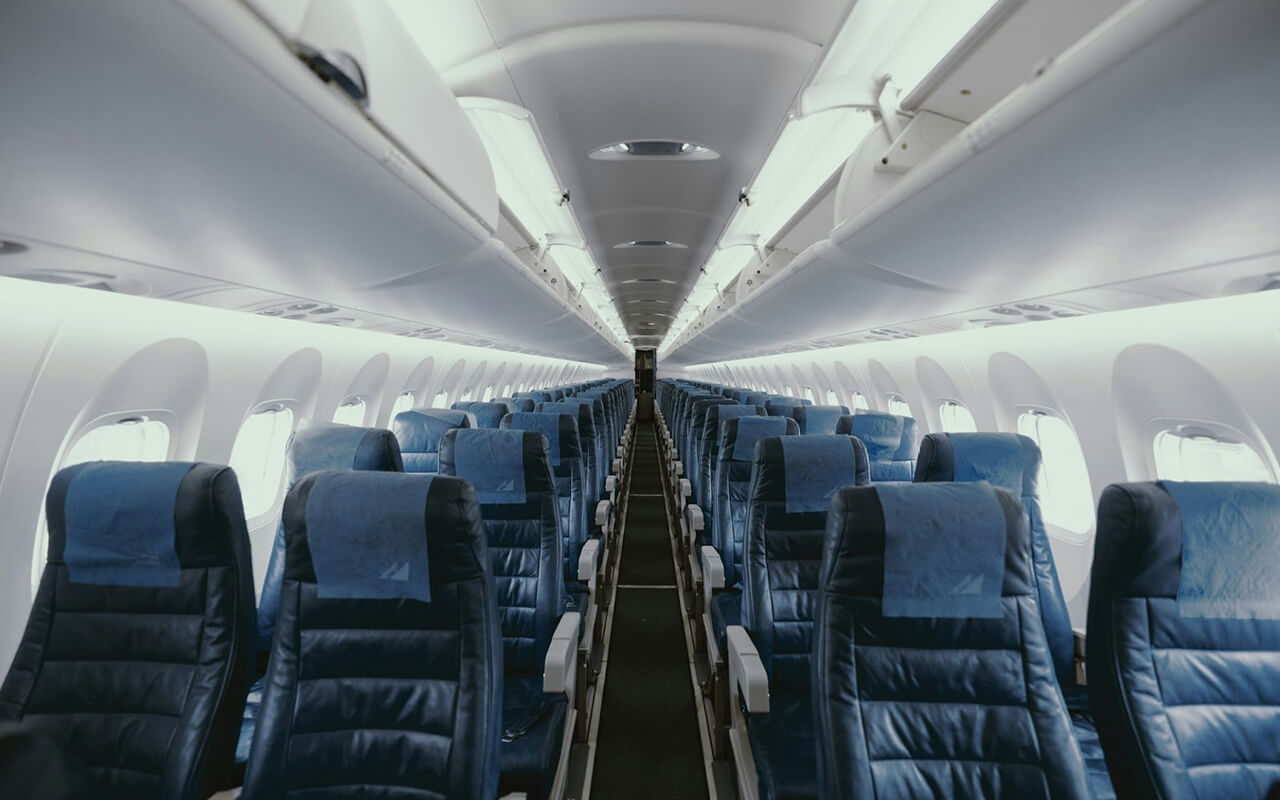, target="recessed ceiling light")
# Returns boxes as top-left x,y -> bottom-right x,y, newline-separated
613,240 -> 688,249
627,299 -> 669,304
590,140 -> 719,161
621,278 -> 677,285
